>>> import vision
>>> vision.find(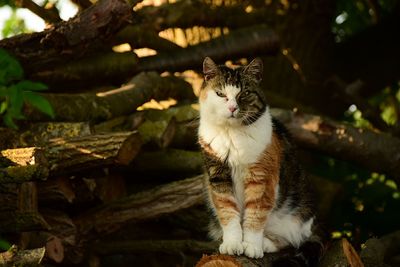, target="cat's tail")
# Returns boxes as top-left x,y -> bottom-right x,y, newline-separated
272,238 -> 325,267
